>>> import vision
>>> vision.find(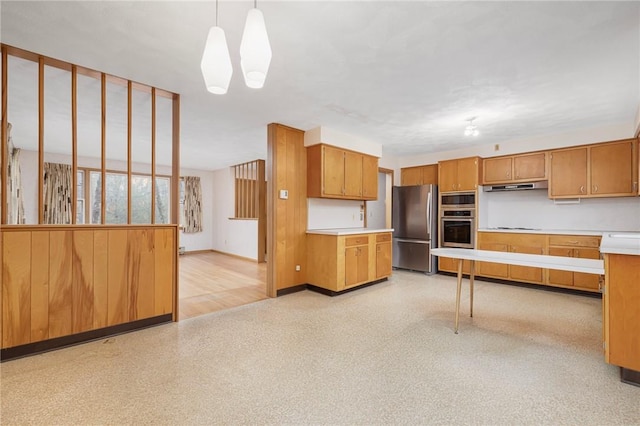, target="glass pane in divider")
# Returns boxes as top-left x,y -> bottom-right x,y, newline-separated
155,94 -> 173,223
76,72 -> 101,224
105,80 -> 128,221
89,170 -> 102,224
105,172 -> 127,224
155,176 -> 170,224
43,65 -> 73,224
131,87 -> 152,223
7,56 -> 38,224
